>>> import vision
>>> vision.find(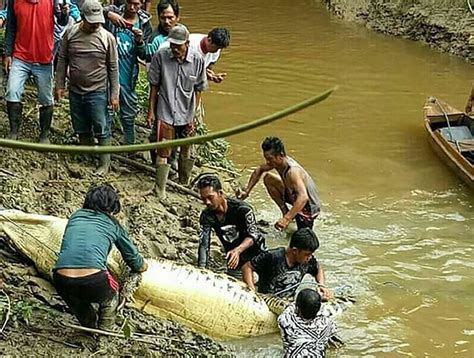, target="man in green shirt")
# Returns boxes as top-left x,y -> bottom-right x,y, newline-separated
53,185 -> 148,331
